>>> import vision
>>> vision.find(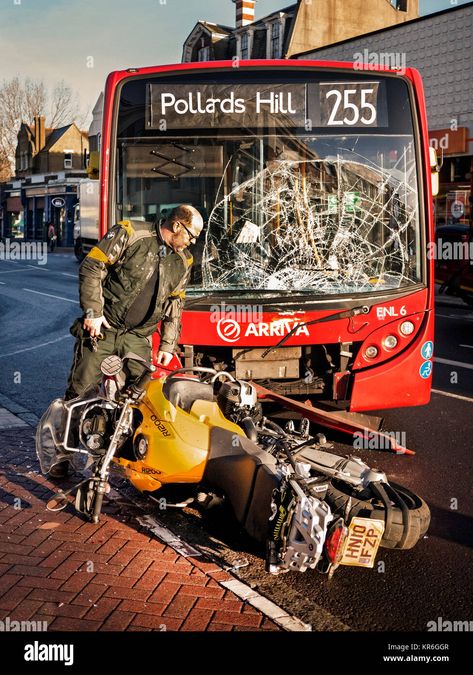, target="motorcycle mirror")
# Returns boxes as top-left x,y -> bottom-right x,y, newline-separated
100,355 -> 123,377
